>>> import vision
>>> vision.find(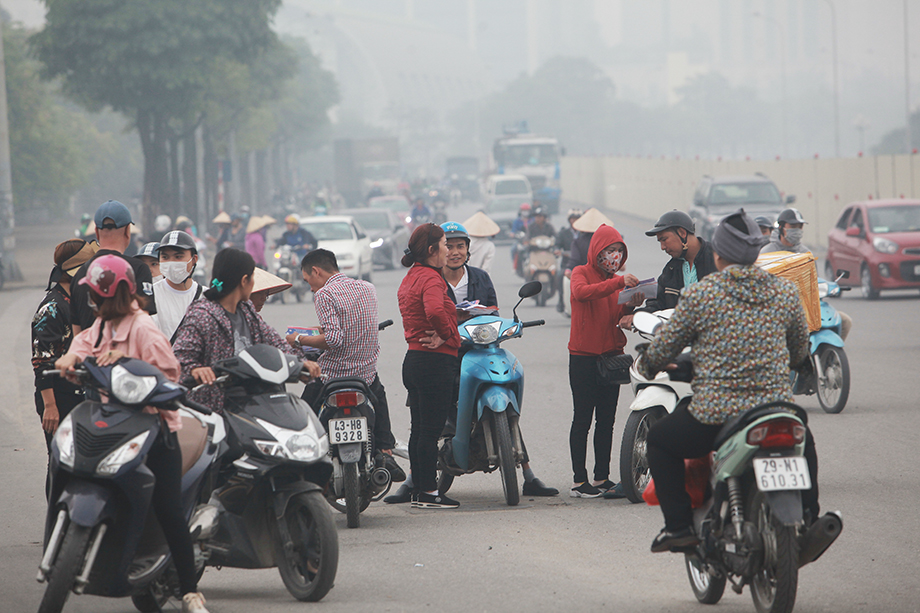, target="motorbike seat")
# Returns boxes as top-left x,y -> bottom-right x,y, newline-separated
319,377 -> 372,397
713,401 -> 802,450
177,414 -> 209,476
